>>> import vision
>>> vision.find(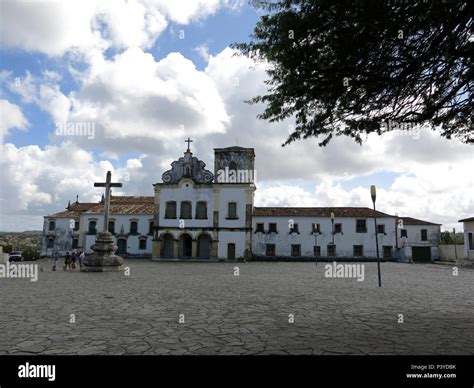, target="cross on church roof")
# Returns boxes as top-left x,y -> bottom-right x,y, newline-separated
185,137 -> 193,152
